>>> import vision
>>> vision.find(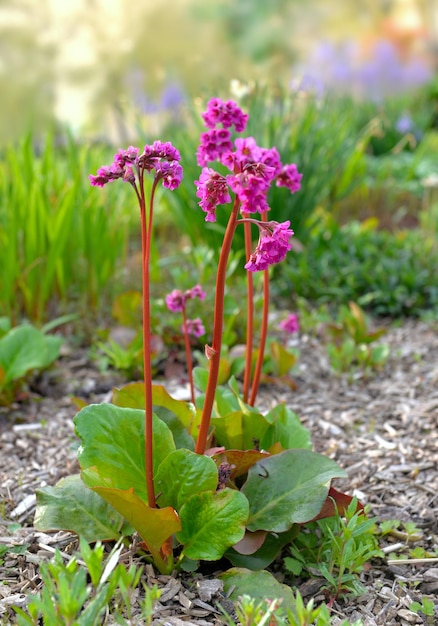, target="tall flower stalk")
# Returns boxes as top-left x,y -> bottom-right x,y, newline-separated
89,142 -> 183,508
194,98 -> 302,453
